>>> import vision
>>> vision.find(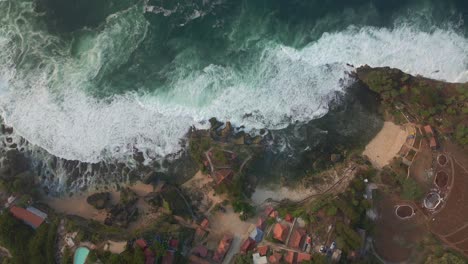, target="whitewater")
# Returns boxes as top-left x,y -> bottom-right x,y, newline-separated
0,1 -> 467,164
